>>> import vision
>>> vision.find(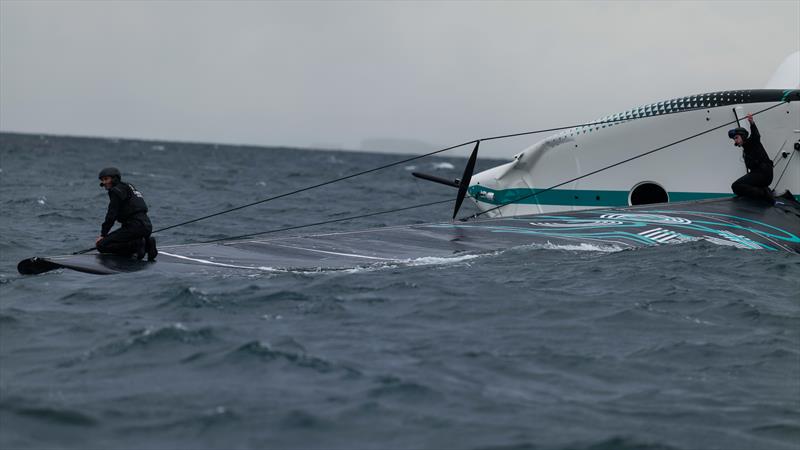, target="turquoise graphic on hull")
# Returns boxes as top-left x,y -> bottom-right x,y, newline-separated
647,210 -> 800,243
428,208 -> 800,251
467,186 -> 800,207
